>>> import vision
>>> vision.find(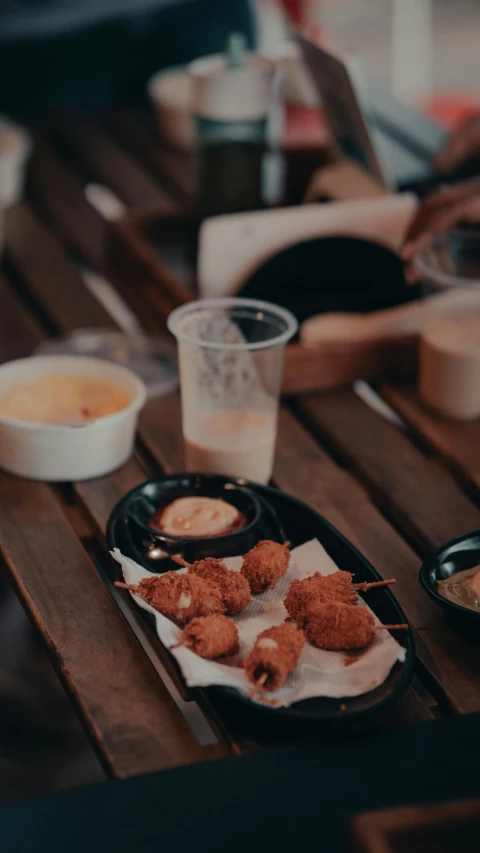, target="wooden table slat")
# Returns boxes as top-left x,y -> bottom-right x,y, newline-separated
0,474 -> 204,776
0,279 -> 214,771
0,274 -> 44,360
28,137 -> 111,275
27,140 -> 178,332
381,382 -> 480,499
138,395 -> 186,473
52,116 -> 178,211
75,459 -> 147,536
274,407 -> 480,715
104,110 -> 195,202
297,389 -> 480,554
1,201 -> 289,752
5,203 -> 115,332
0,272 -> 206,725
